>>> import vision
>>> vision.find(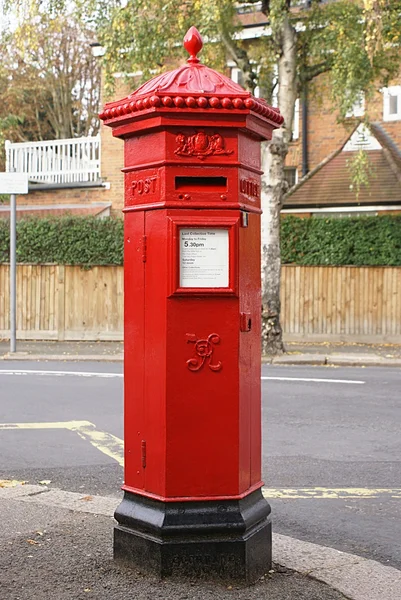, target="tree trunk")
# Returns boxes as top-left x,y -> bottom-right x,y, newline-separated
261,14 -> 297,356
261,134 -> 287,355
